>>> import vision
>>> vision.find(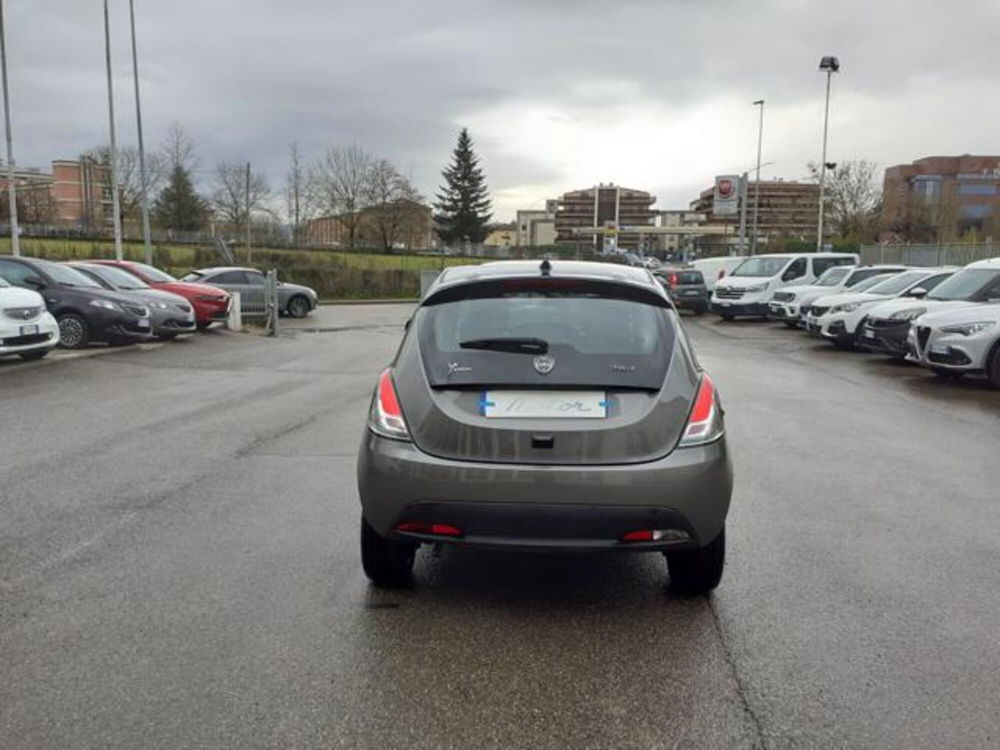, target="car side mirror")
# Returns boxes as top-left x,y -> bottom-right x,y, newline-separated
404,318 -> 412,331
907,287 -> 928,298
24,275 -> 46,290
